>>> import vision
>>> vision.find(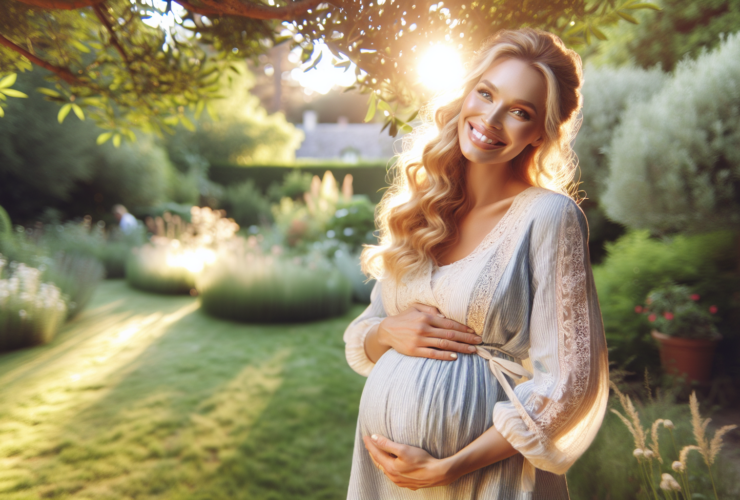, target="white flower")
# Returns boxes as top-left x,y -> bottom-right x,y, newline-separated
660,473 -> 681,491
633,448 -> 644,458
644,449 -> 654,459
663,419 -> 674,429
672,461 -> 684,472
